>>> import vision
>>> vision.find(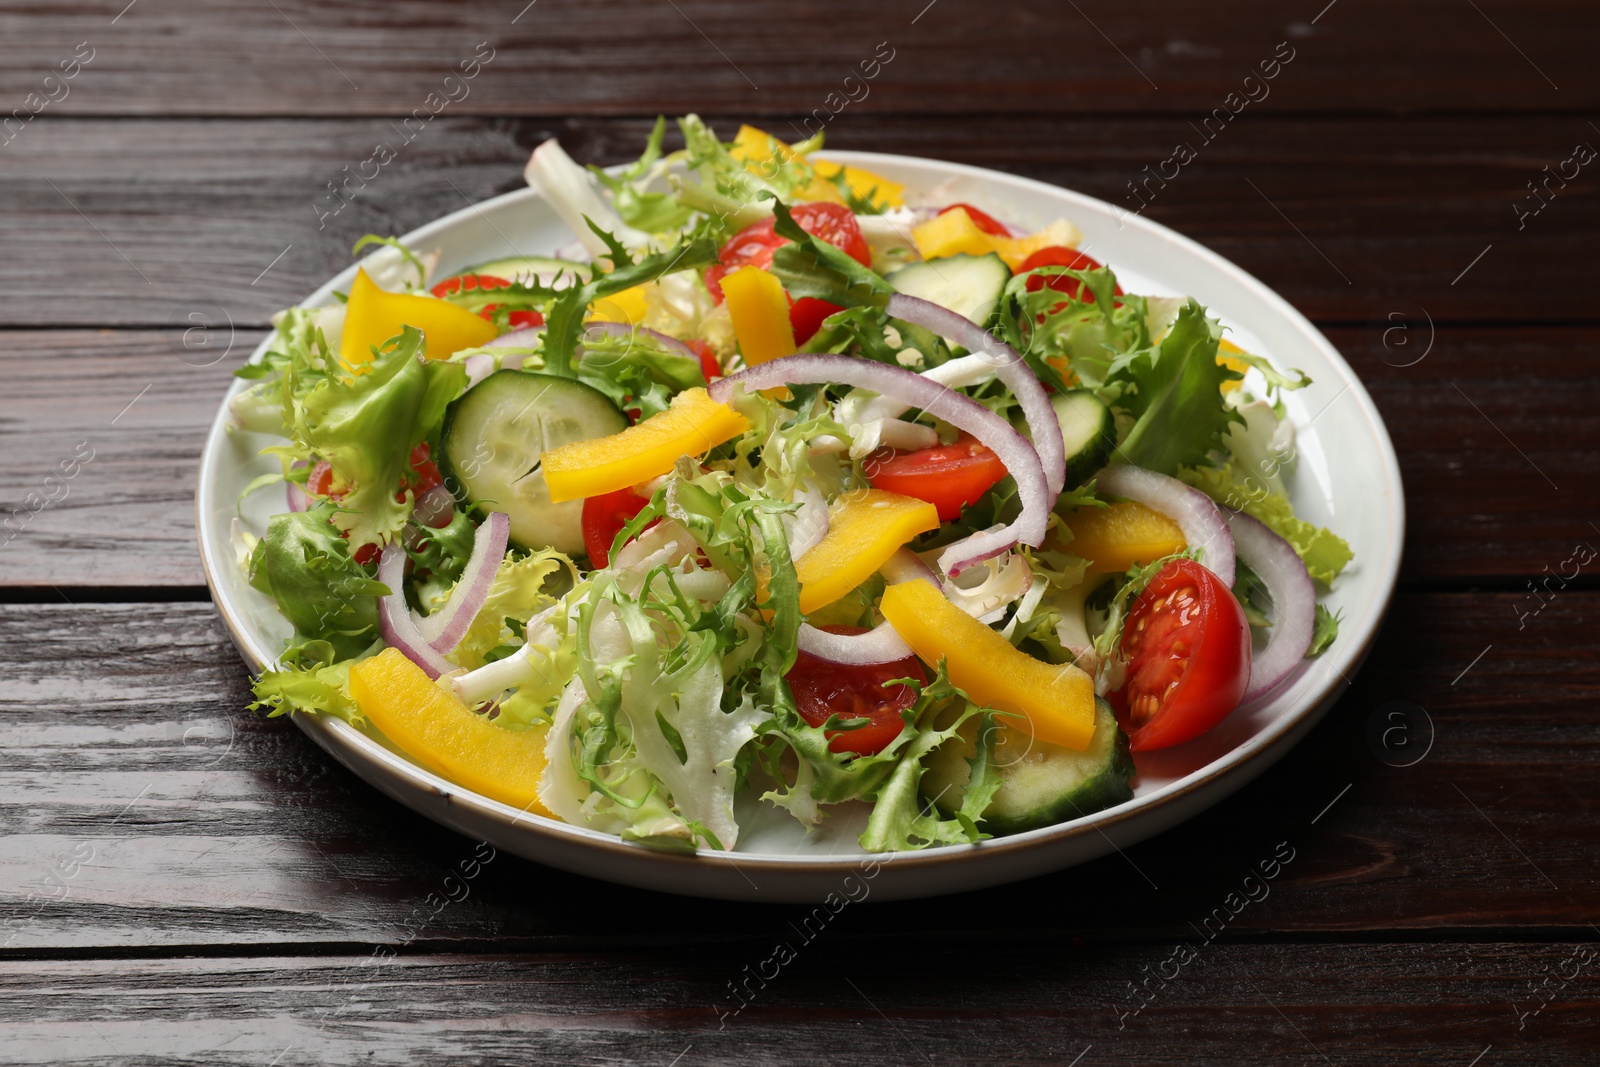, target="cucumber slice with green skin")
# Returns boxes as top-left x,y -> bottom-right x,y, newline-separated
462,255 -> 592,284
1052,389 -> 1116,490
920,696 -> 1134,836
885,253 -> 1011,328
439,370 -> 626,556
